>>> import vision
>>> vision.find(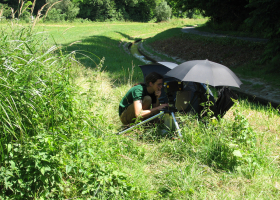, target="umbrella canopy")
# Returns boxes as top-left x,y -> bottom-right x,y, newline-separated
139,62 -> 177,78
165,60 -> 242,88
